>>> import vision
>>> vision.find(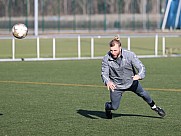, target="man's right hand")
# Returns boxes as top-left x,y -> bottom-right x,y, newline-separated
107,81 -> 116,92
